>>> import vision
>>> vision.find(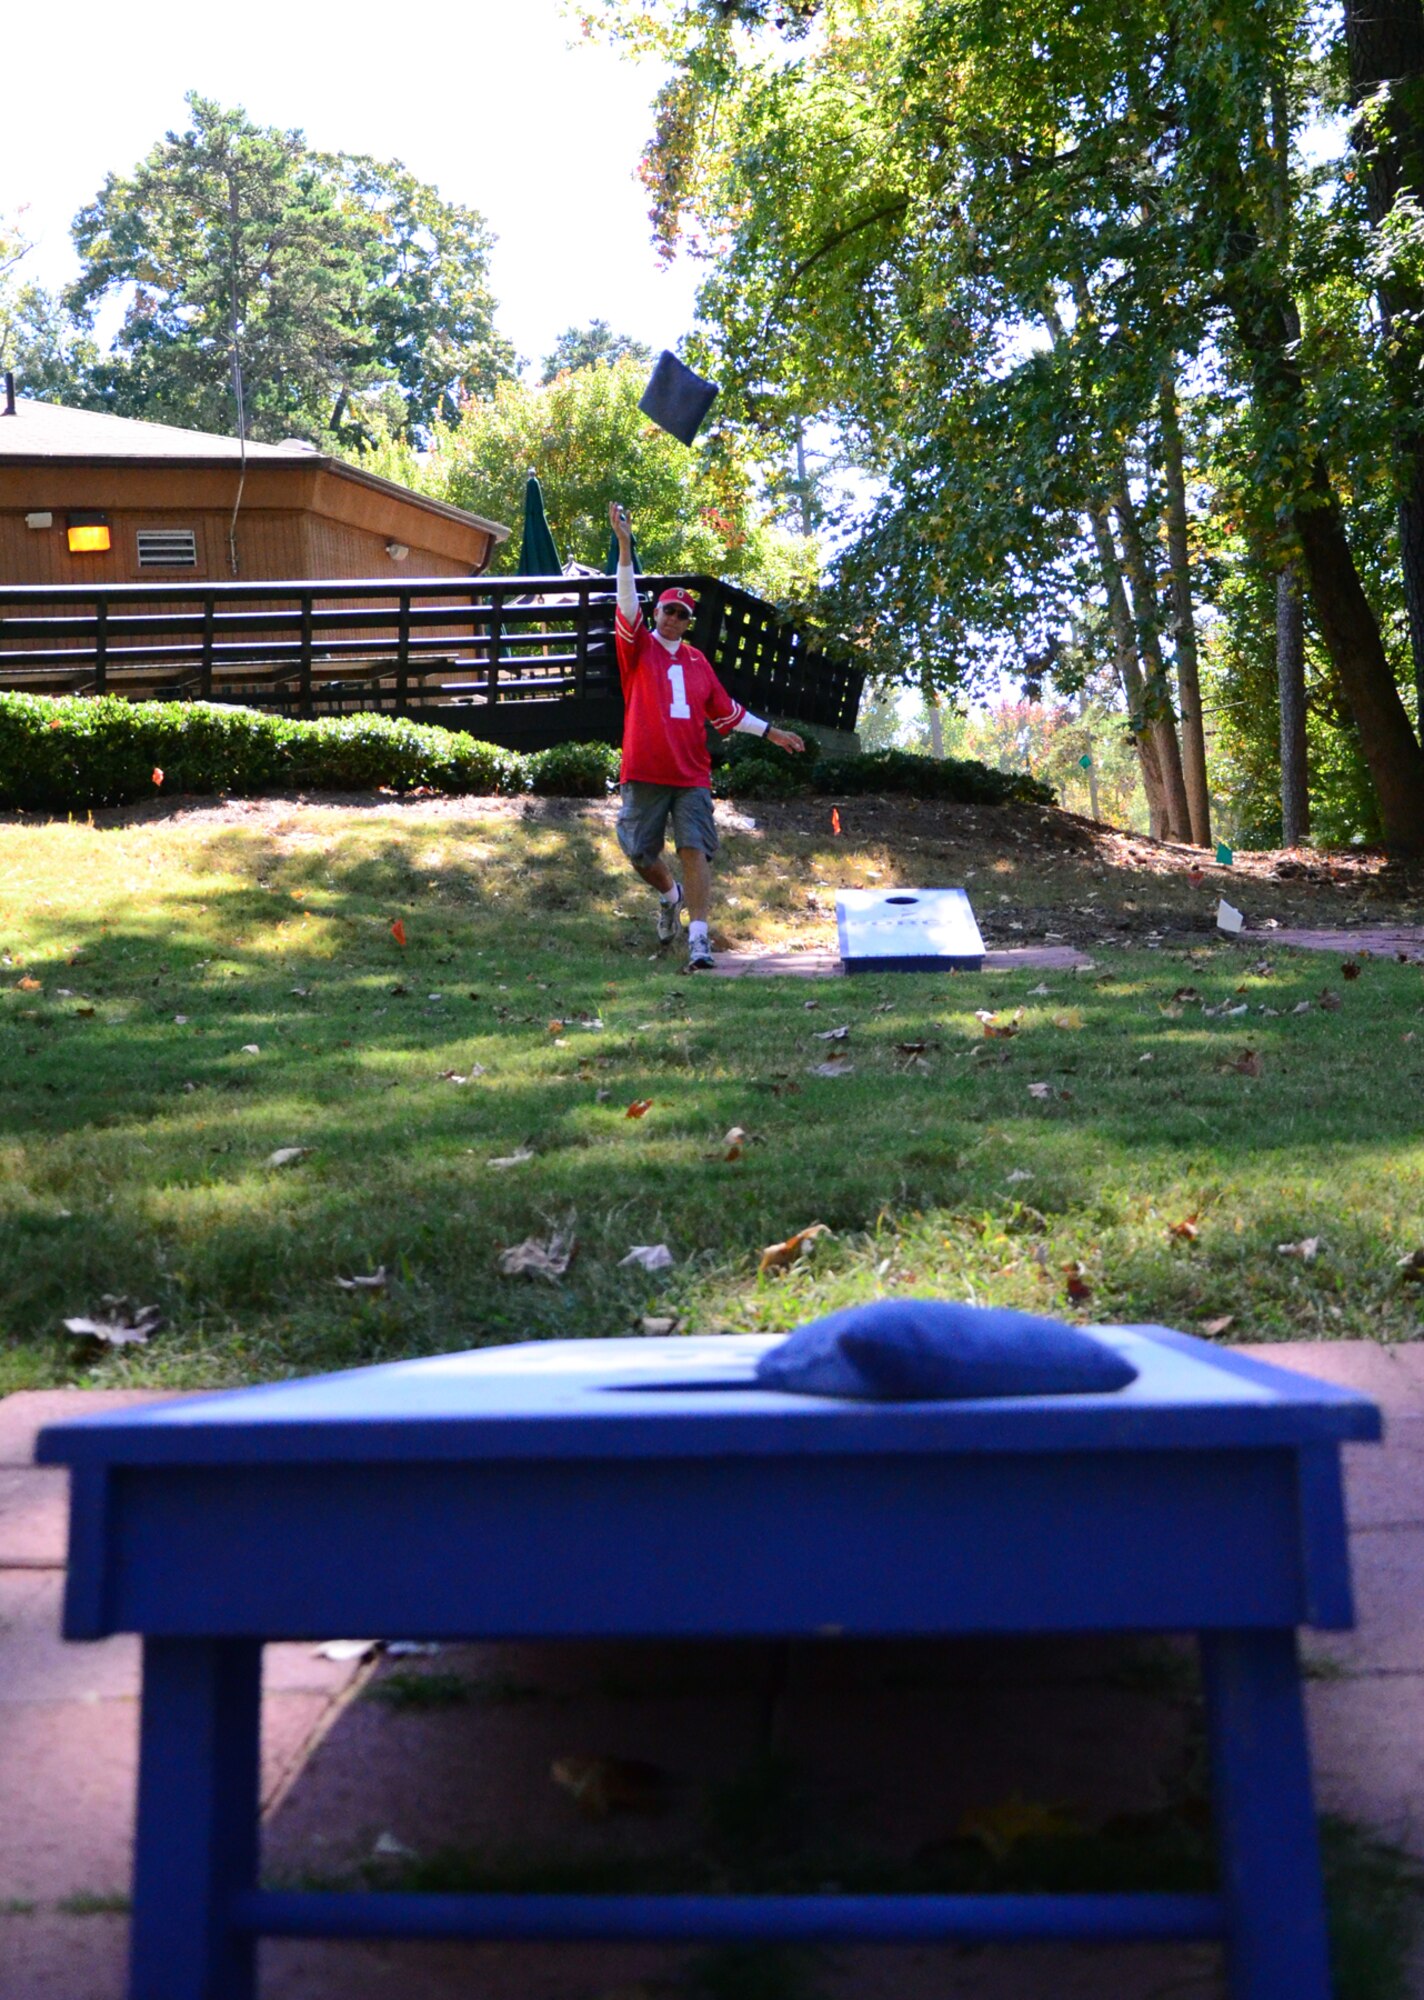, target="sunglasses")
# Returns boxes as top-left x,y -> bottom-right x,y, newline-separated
660,604 -> 692,620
